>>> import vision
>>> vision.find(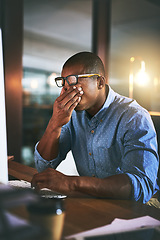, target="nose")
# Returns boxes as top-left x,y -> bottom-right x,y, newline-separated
64,79 -> 70,91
